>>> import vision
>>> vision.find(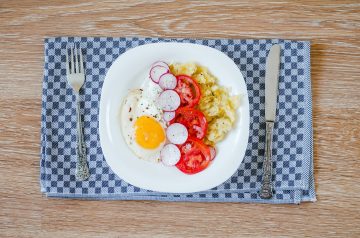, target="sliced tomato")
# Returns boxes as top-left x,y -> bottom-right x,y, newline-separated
176,137 -> 212,175
174,75 -> 201,108
171,107 -> 207,140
